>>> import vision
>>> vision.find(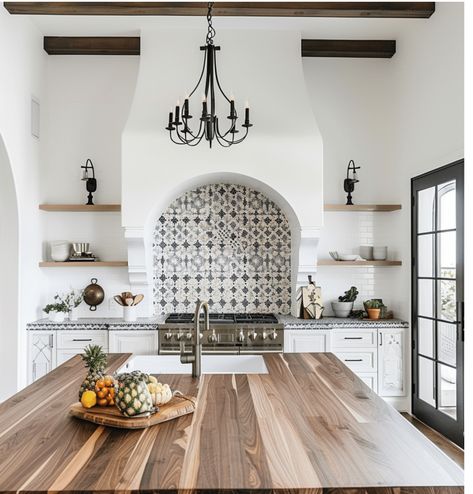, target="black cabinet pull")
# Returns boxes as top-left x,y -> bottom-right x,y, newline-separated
344,337 -> 362,340
344,358 -> 363,362
72,338 -> 93,342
